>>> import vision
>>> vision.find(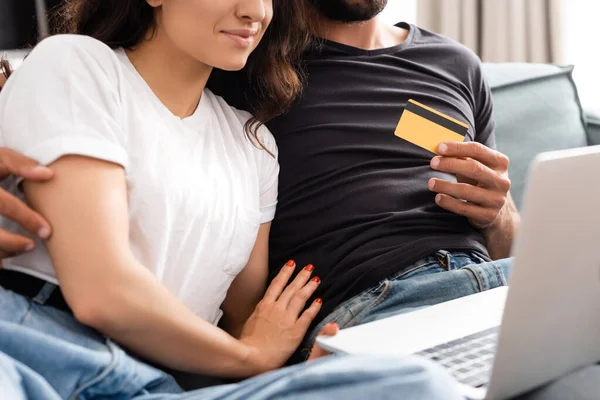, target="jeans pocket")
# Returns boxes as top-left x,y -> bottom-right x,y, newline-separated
467,251 -> 490,265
